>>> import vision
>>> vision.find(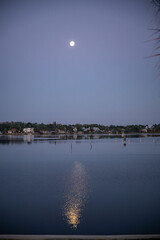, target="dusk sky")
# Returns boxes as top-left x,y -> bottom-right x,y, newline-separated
0,0 -> 160,125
